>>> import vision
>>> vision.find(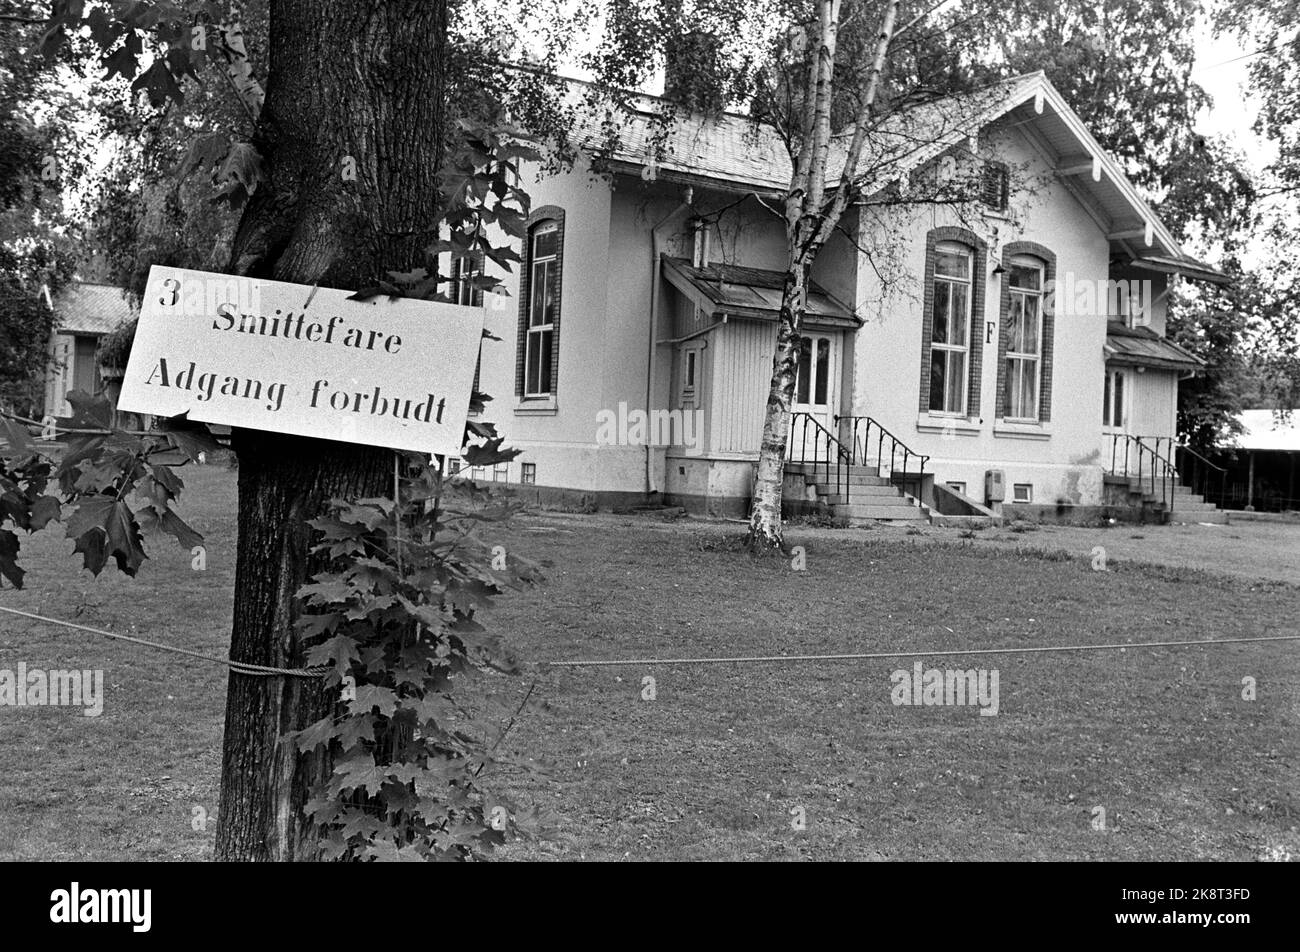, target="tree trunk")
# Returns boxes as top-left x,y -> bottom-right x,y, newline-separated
746,0 -> 841,553
747,263 -> 810,551
215,0 -> 447,862
746,0 -> 898,552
